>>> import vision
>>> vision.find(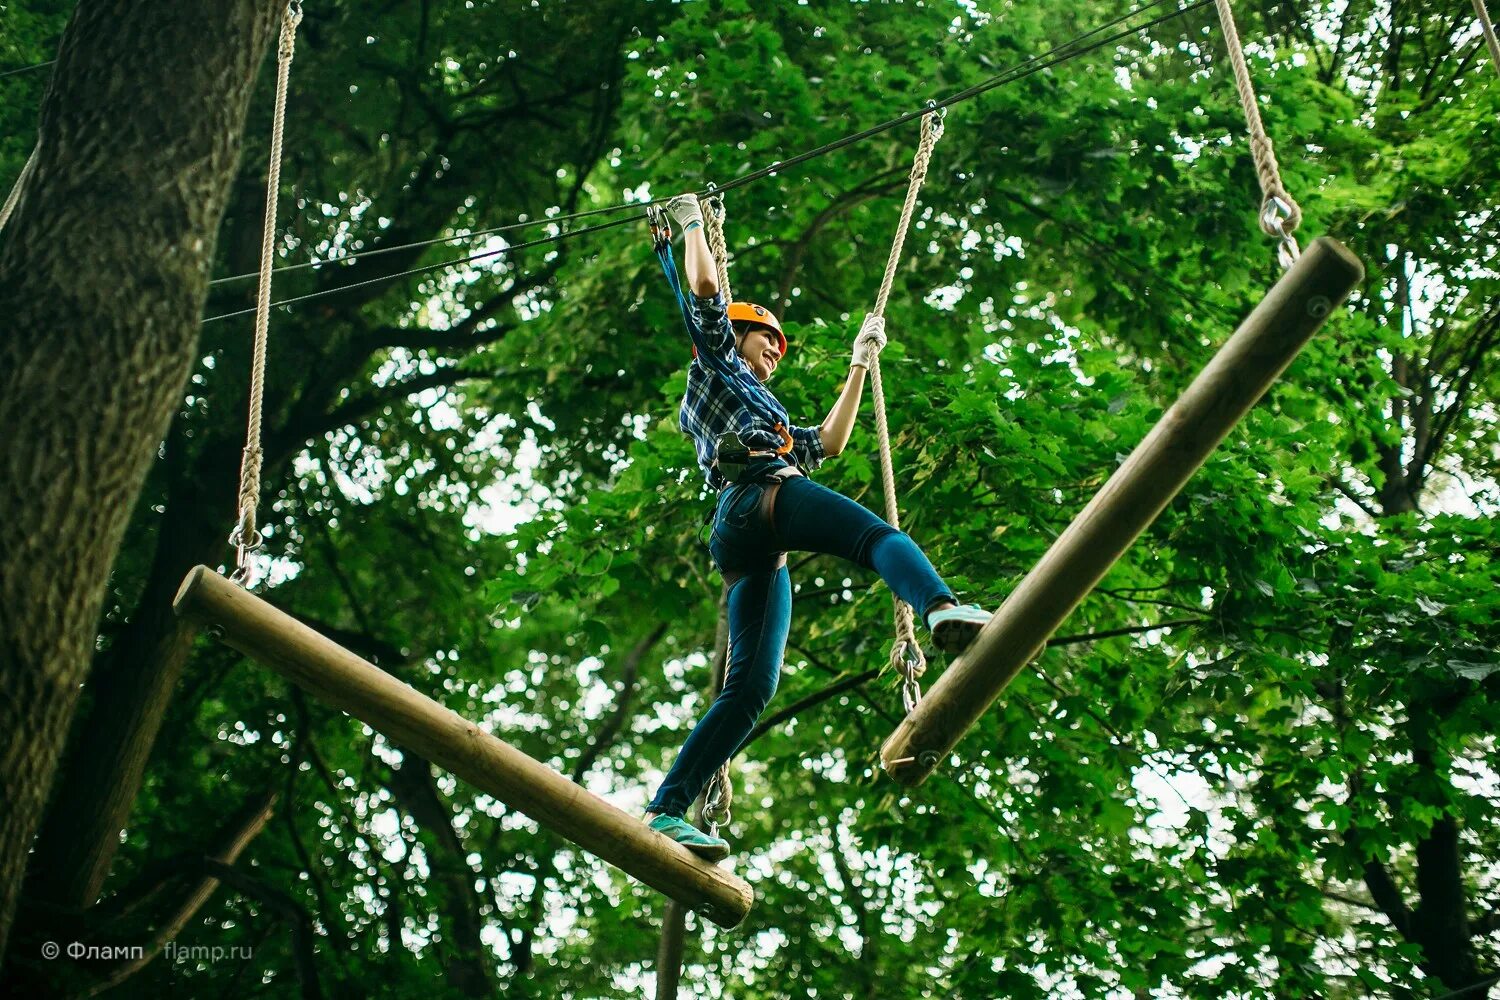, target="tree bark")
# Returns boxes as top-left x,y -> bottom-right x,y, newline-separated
0,0 -> 282,961
27,465 -> 238,909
